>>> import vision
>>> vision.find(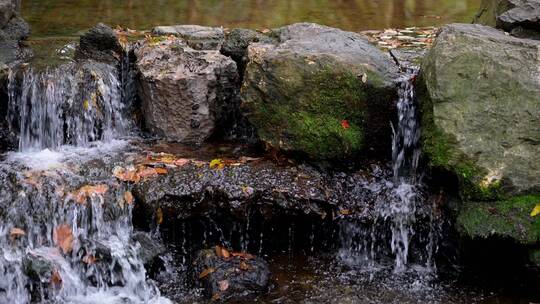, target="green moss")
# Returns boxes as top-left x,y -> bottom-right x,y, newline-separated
418,73 -> 504,202
457,194 -> 540,244
244,55 -> 375,160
